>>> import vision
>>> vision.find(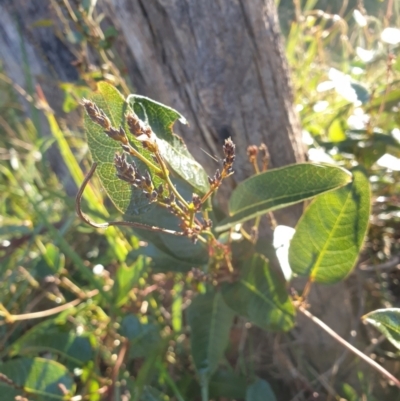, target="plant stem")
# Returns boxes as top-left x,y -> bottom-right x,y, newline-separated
124,141 -> 162,175
154,152 -> 190,209
0,290 -> 99,324
297,304 -> 400,388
